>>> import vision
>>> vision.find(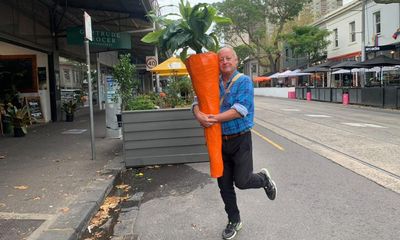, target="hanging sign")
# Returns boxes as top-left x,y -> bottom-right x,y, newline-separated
67,27 -> 131,49
84,11 -> 92,41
